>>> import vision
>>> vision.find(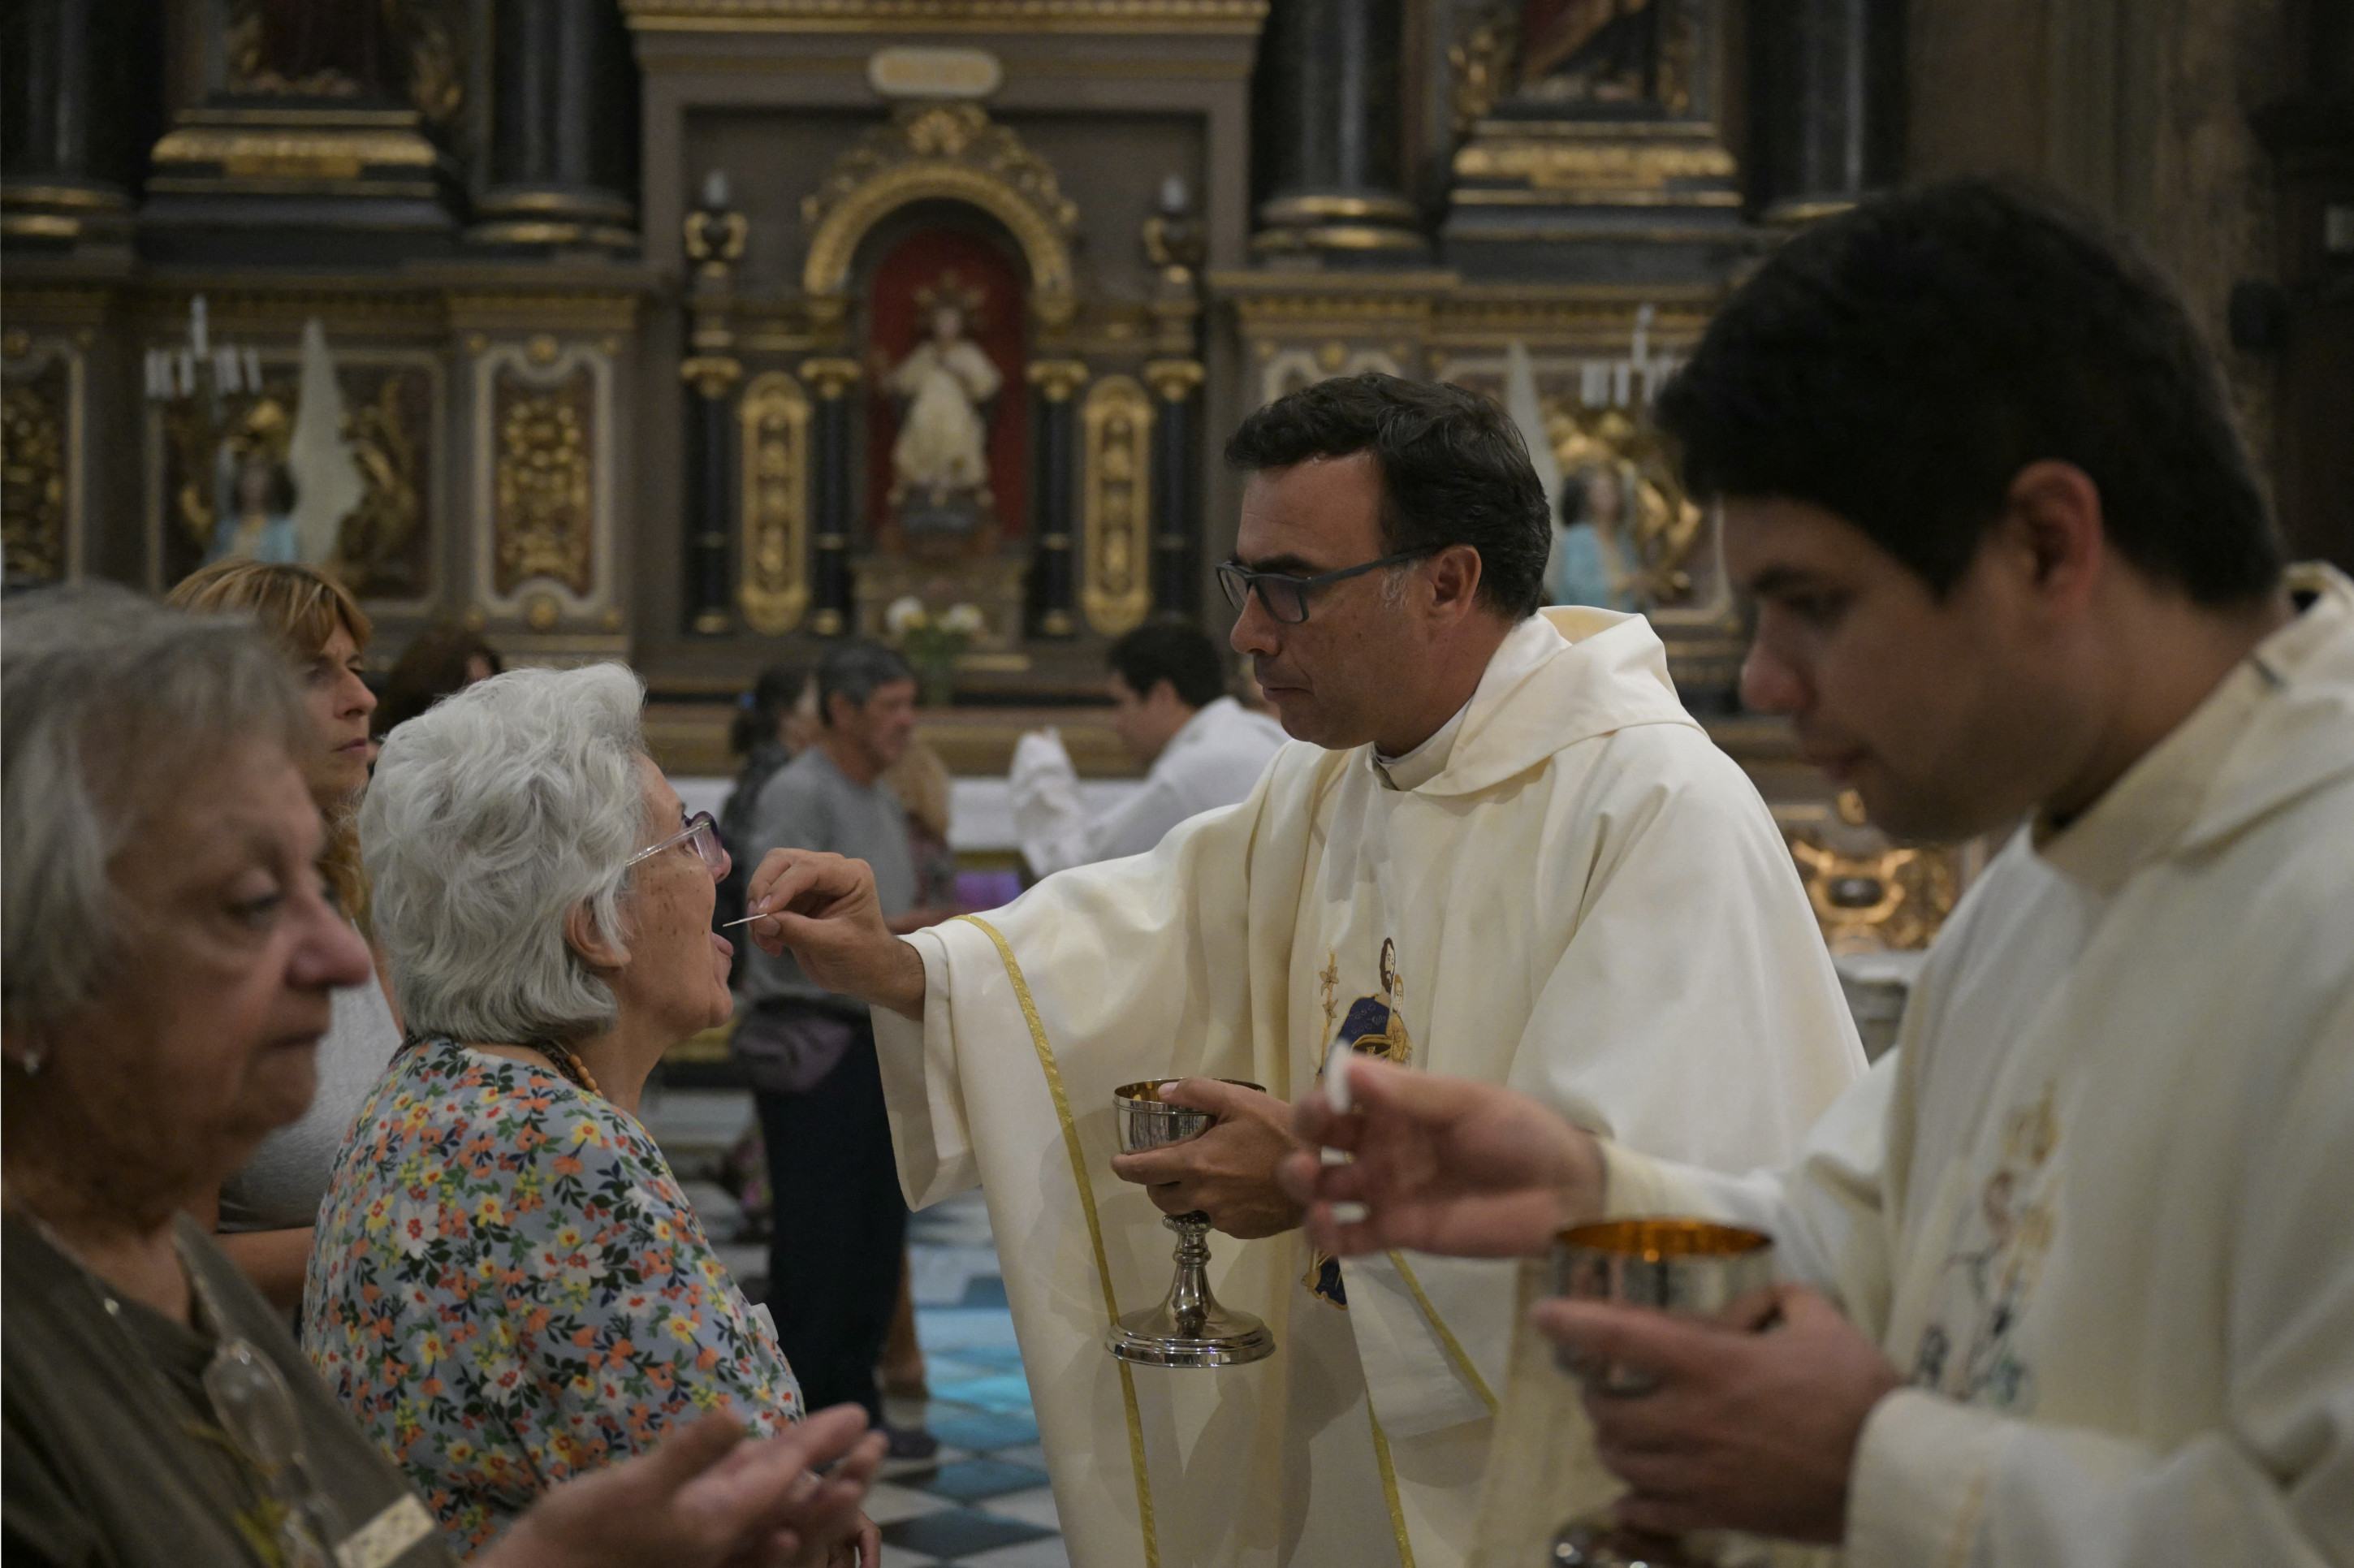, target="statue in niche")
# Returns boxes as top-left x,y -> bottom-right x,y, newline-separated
875,275 -> 1002,535
1548,460 -> 1639,611
1518,0 -> 1666,107
205,406 -> 304,567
